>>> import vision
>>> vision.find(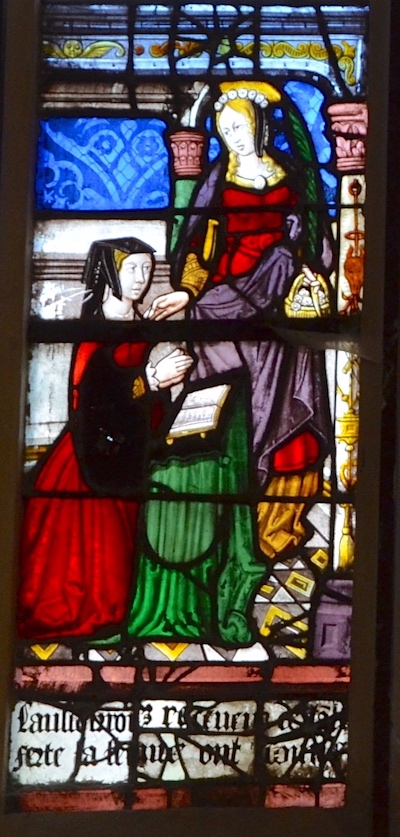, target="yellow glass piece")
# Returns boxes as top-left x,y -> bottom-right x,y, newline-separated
339,504 -> 355,570
203,219 -> 218,262
151,642 -> 189,661
281,620 -> 308,659
260,607 -> 308,659
260,605 -> 307,637
180,253 -> 208,297
30,644 -> 59,660
284,270 -> 330,318
260,583 -> 275,596
285,645 -> 307,660
43,39 -> 126,59
311,549 -> 329,570
336,354 -> 360,491
132,375 -> 146,399
25,444 -> 49,463
259,41 -> 356,85
286,571 -> 315,598
286,619 -> 308,634
258,471 -> 318,559
337,411 -> 359,449
148,42 -> 355,87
